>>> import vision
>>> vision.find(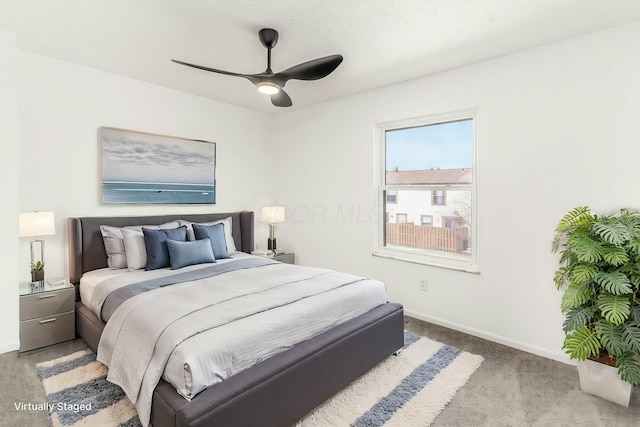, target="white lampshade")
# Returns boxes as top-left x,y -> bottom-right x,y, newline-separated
19,211 -> 56,237
261,206 -> 285,224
